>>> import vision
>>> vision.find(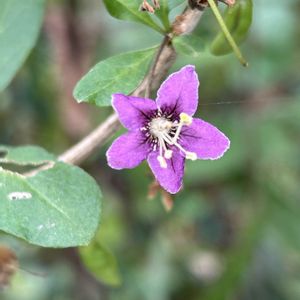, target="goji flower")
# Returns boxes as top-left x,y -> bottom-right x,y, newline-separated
106,65 -> 230,193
